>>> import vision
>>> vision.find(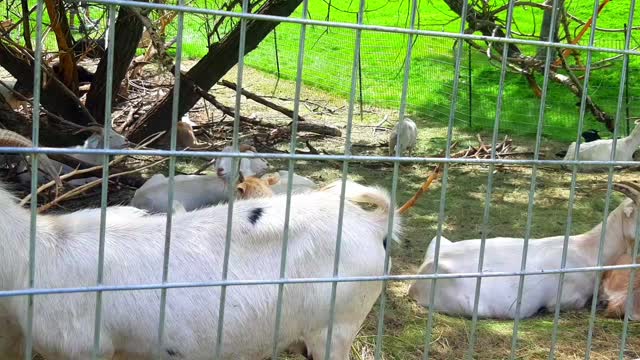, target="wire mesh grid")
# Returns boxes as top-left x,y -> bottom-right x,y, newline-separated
0,0 -> 639,359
